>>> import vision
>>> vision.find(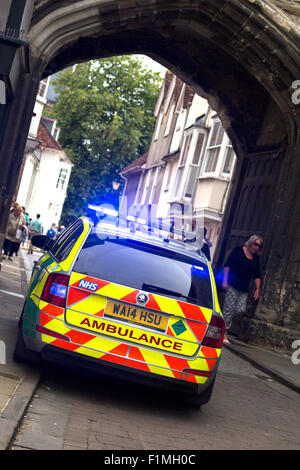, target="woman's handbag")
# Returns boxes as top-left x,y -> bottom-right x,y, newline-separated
16,225 -> 28,242
15,228 -> 23,240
